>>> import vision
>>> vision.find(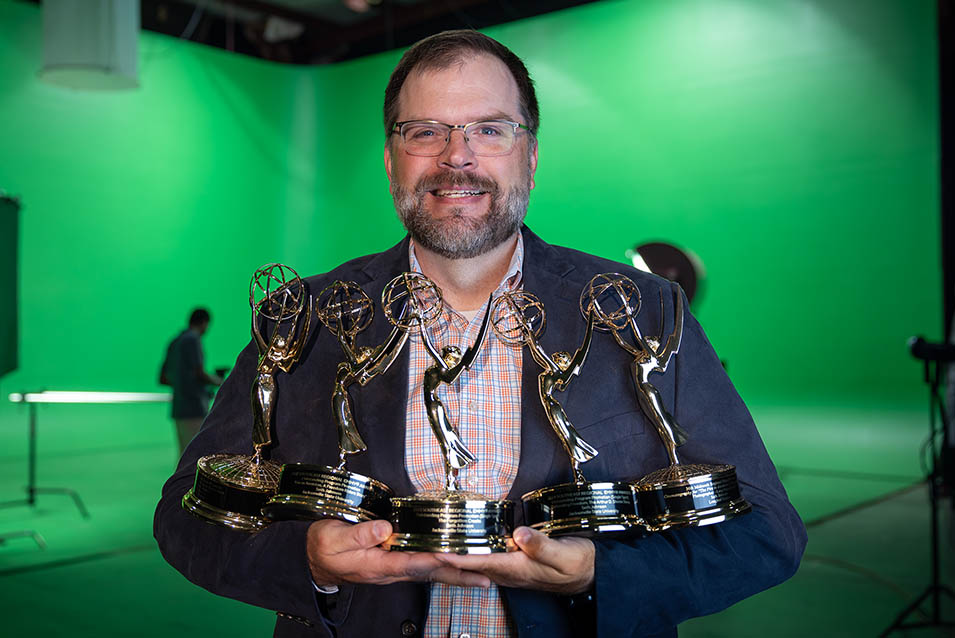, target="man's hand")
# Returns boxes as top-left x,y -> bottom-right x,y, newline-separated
306,519 -> 492,588
432,526 -> 595,594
